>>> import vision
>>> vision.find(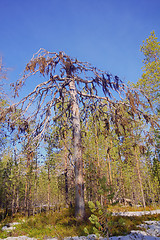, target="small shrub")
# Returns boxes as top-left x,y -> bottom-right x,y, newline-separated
84,201 -> 110,239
